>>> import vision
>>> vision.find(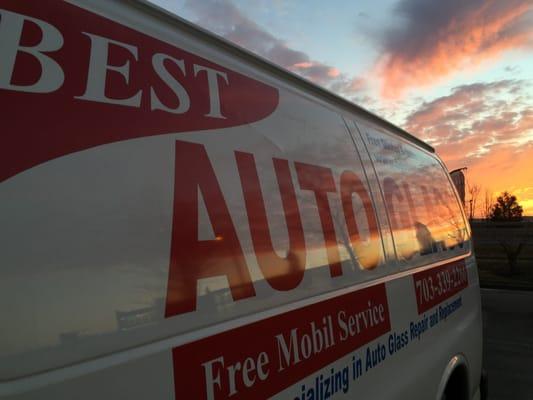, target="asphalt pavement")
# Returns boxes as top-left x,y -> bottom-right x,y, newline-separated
481,288 -> 533,400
